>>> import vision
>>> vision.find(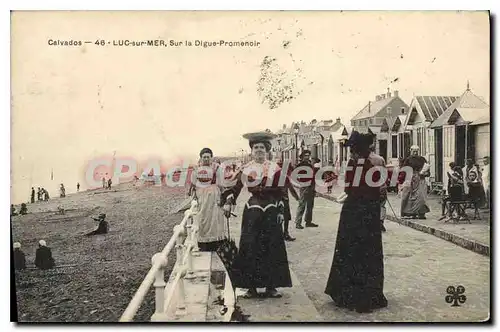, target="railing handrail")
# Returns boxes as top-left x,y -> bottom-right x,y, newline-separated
162,241 -> 194,313
119,201 -> 197,322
